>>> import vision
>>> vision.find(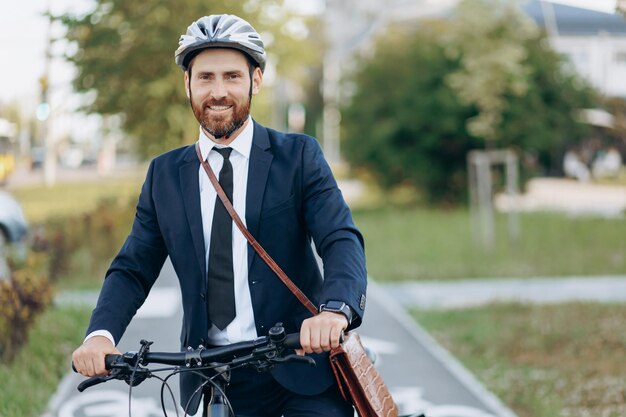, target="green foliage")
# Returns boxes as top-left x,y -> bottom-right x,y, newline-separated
0,266 -> 53,361
444,0 -> 538,141
0,305 -> 92,417
32,198 -> 136,288
342,7 -> 596,203
343,26 -> 481,203
498,37 -> 596,174
55,0 -> 319,158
